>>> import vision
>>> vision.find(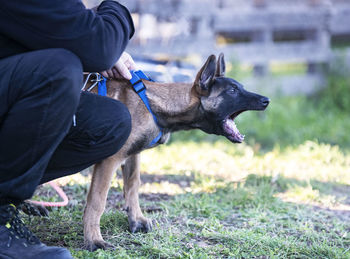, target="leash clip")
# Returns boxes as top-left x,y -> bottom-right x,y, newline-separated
82,72 -> 107,96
